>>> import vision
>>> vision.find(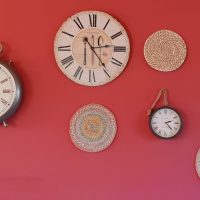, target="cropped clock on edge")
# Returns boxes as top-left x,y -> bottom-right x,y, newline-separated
54,10 -> 130,86
0,44 -> 22,127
